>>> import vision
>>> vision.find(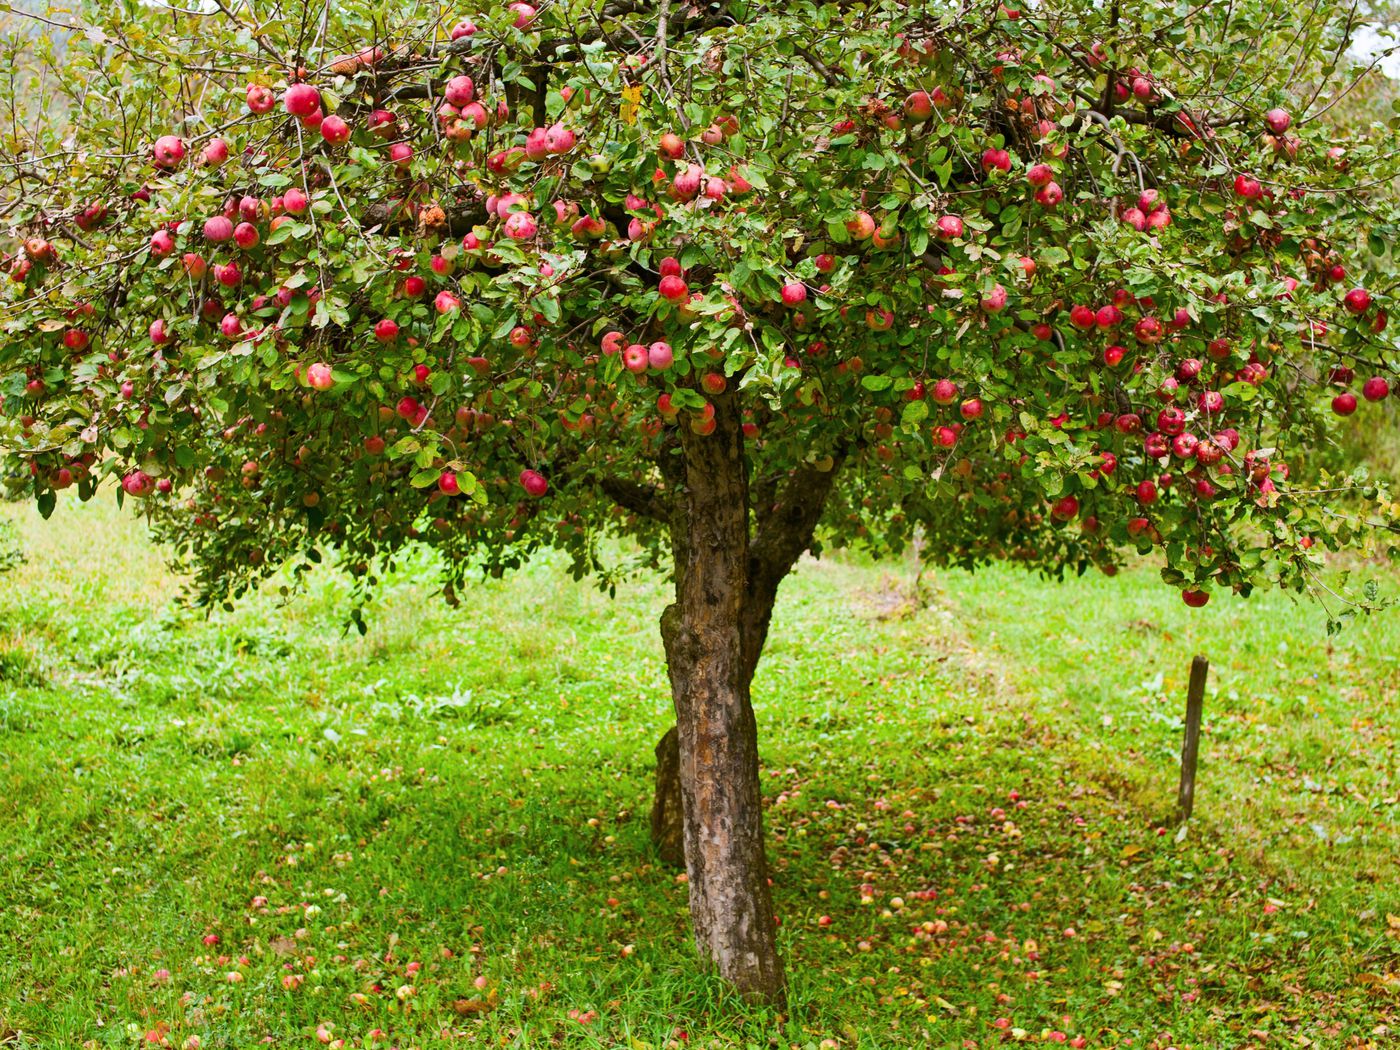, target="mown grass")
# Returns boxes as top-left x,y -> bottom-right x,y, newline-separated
0,498 -> 1396,1049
